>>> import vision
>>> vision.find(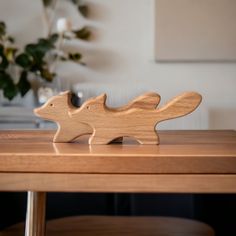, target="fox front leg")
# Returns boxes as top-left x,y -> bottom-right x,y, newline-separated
53,122 -> 92,143
53,127 -> 80,142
